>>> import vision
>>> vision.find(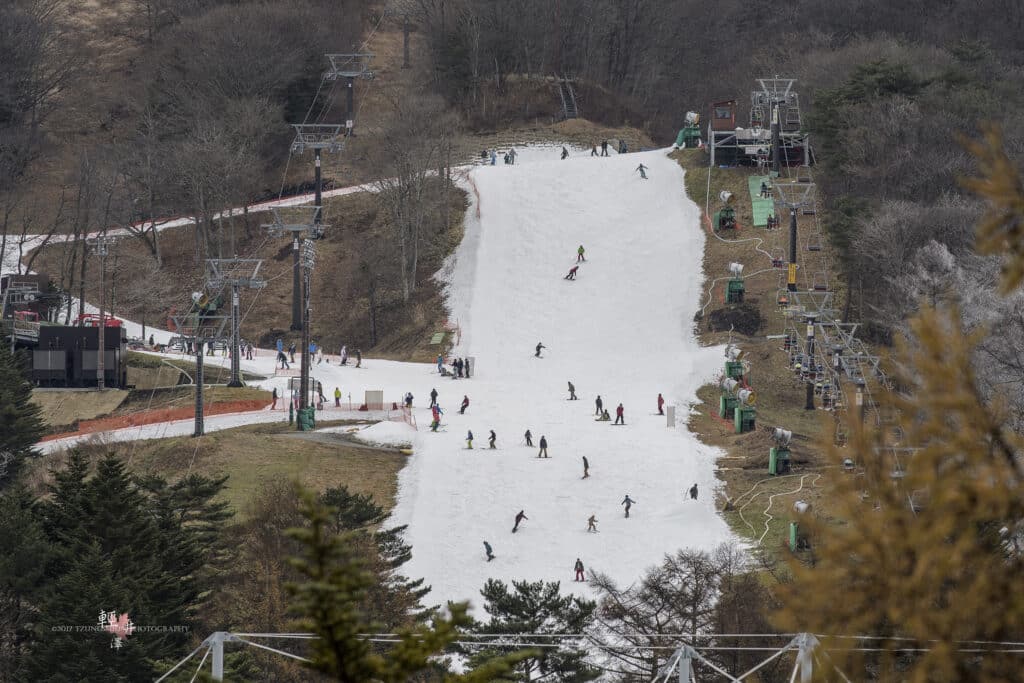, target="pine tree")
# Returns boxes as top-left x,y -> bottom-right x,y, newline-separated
466,579 -> 599,682
0,342 -> 44,487
774,129 -> 1024,681
286,488 -> 529,682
